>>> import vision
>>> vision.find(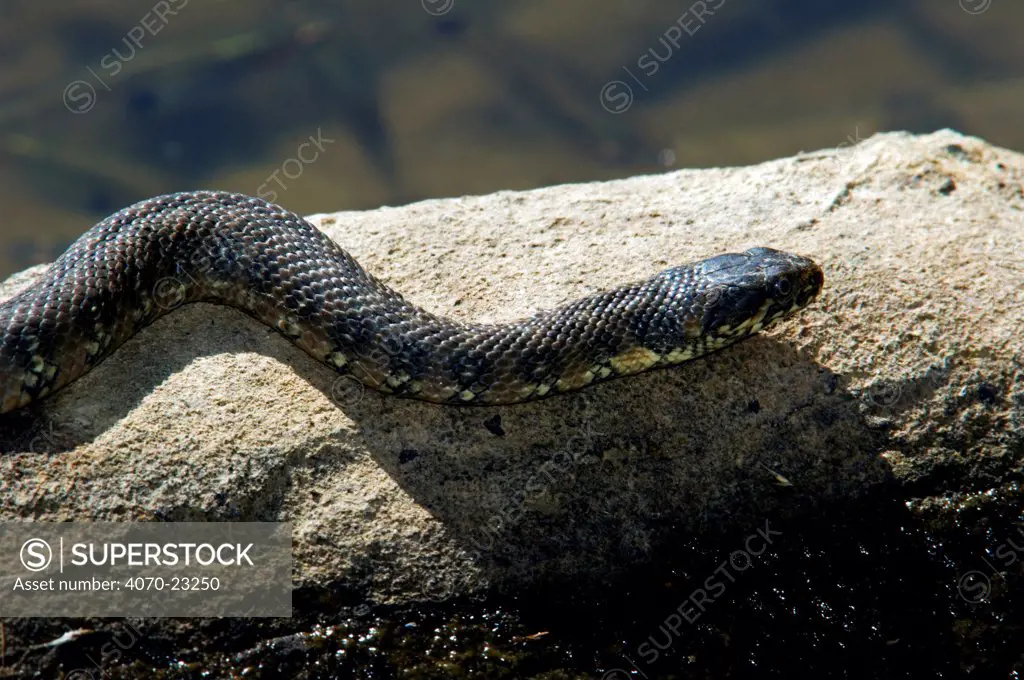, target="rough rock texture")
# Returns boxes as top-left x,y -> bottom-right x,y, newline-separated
0,130 -> 1021,605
